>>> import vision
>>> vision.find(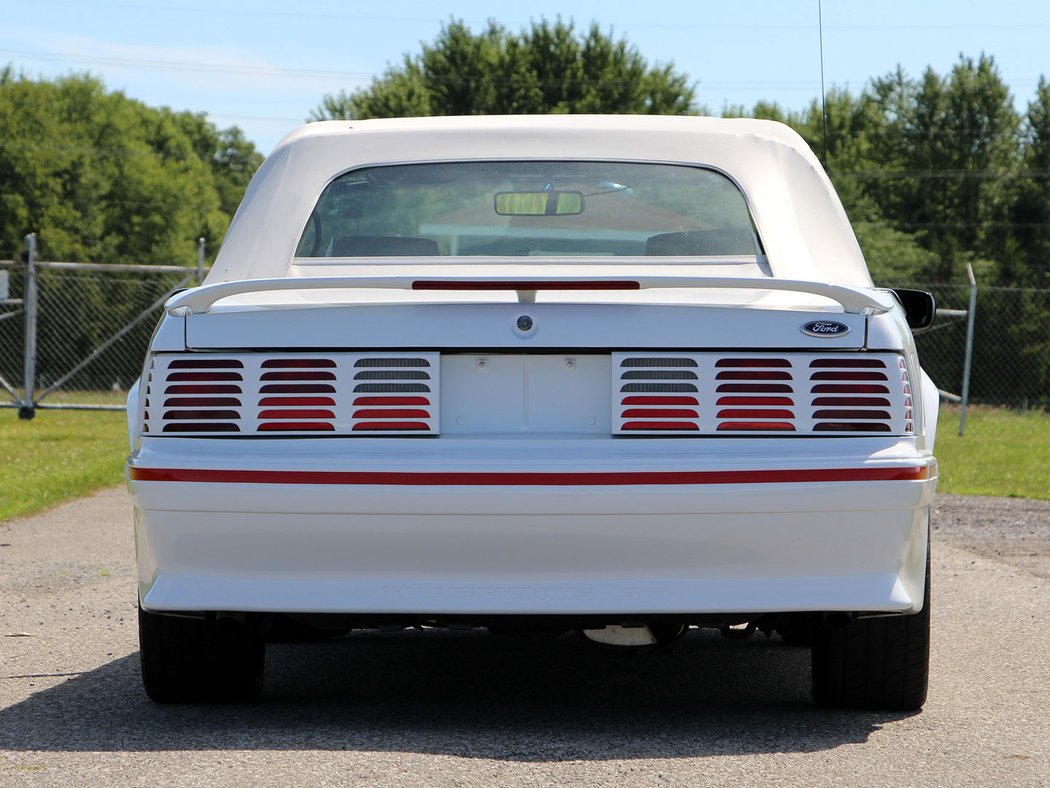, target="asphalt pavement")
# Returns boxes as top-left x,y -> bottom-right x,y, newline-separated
1,488 -> 1048,786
